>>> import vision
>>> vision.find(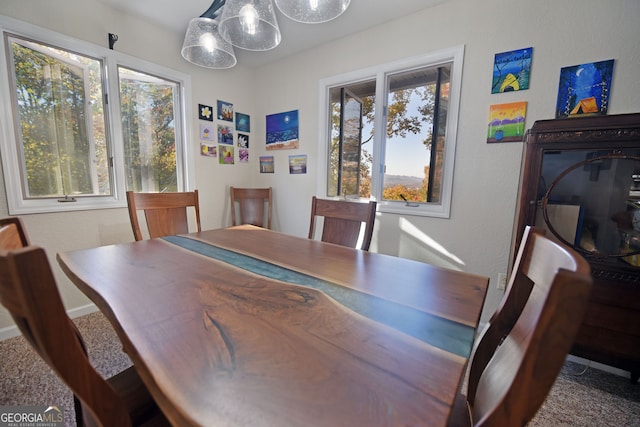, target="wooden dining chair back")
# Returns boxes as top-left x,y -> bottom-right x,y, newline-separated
450,226 -> 592,427
0,244 -> 168,427
230,187 -> 272,229
0,217 -> 30,250
126,190 -> 201,241
308,196 -> 377,251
